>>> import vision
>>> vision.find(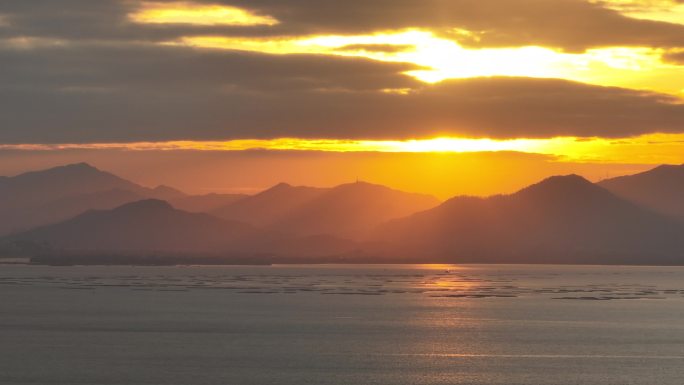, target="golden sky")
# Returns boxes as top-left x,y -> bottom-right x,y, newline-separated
2,0 -> 684,196
131,1 -> 684,94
